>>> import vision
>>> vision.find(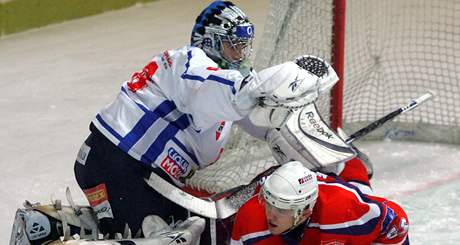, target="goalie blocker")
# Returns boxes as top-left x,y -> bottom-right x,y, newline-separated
266,103 -> 356,169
